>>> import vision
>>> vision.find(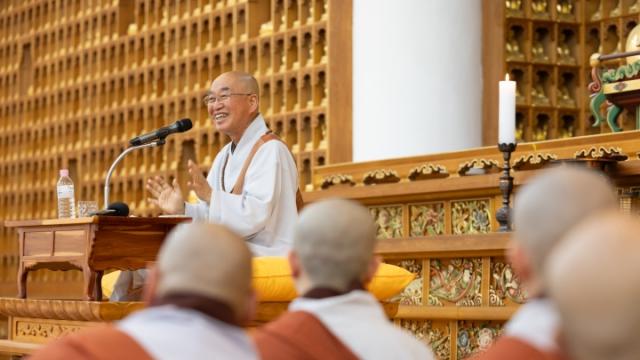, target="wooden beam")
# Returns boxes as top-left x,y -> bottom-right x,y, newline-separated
481,0 -> 504,146
0,339 -> 41,355
376,233 -> 511,258
395,305 -> 517,321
